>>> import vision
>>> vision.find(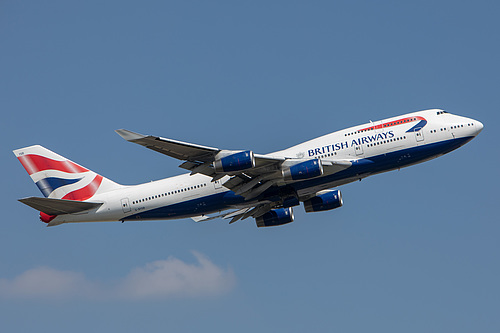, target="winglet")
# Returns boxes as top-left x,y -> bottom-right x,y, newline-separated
115,129 -> 147,142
